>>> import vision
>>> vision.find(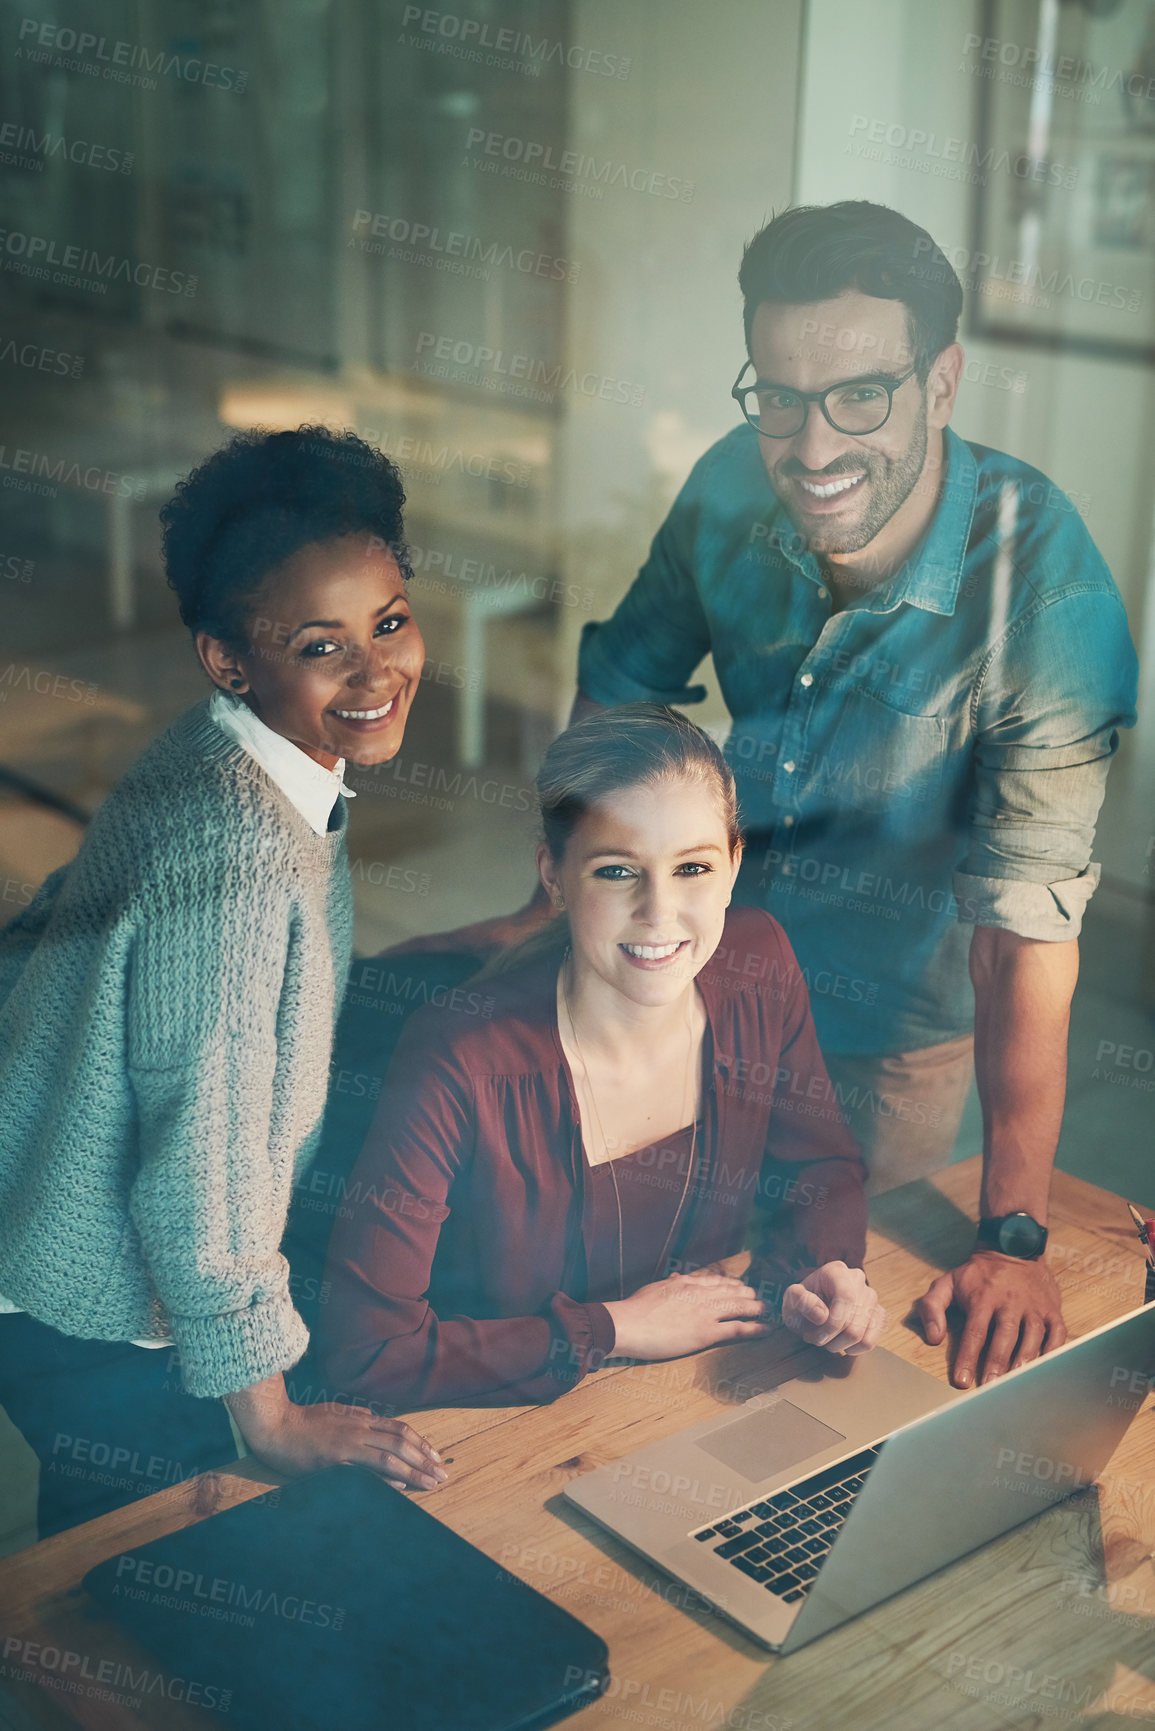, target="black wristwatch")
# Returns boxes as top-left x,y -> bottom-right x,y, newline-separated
975,1213 -> 1049,1260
